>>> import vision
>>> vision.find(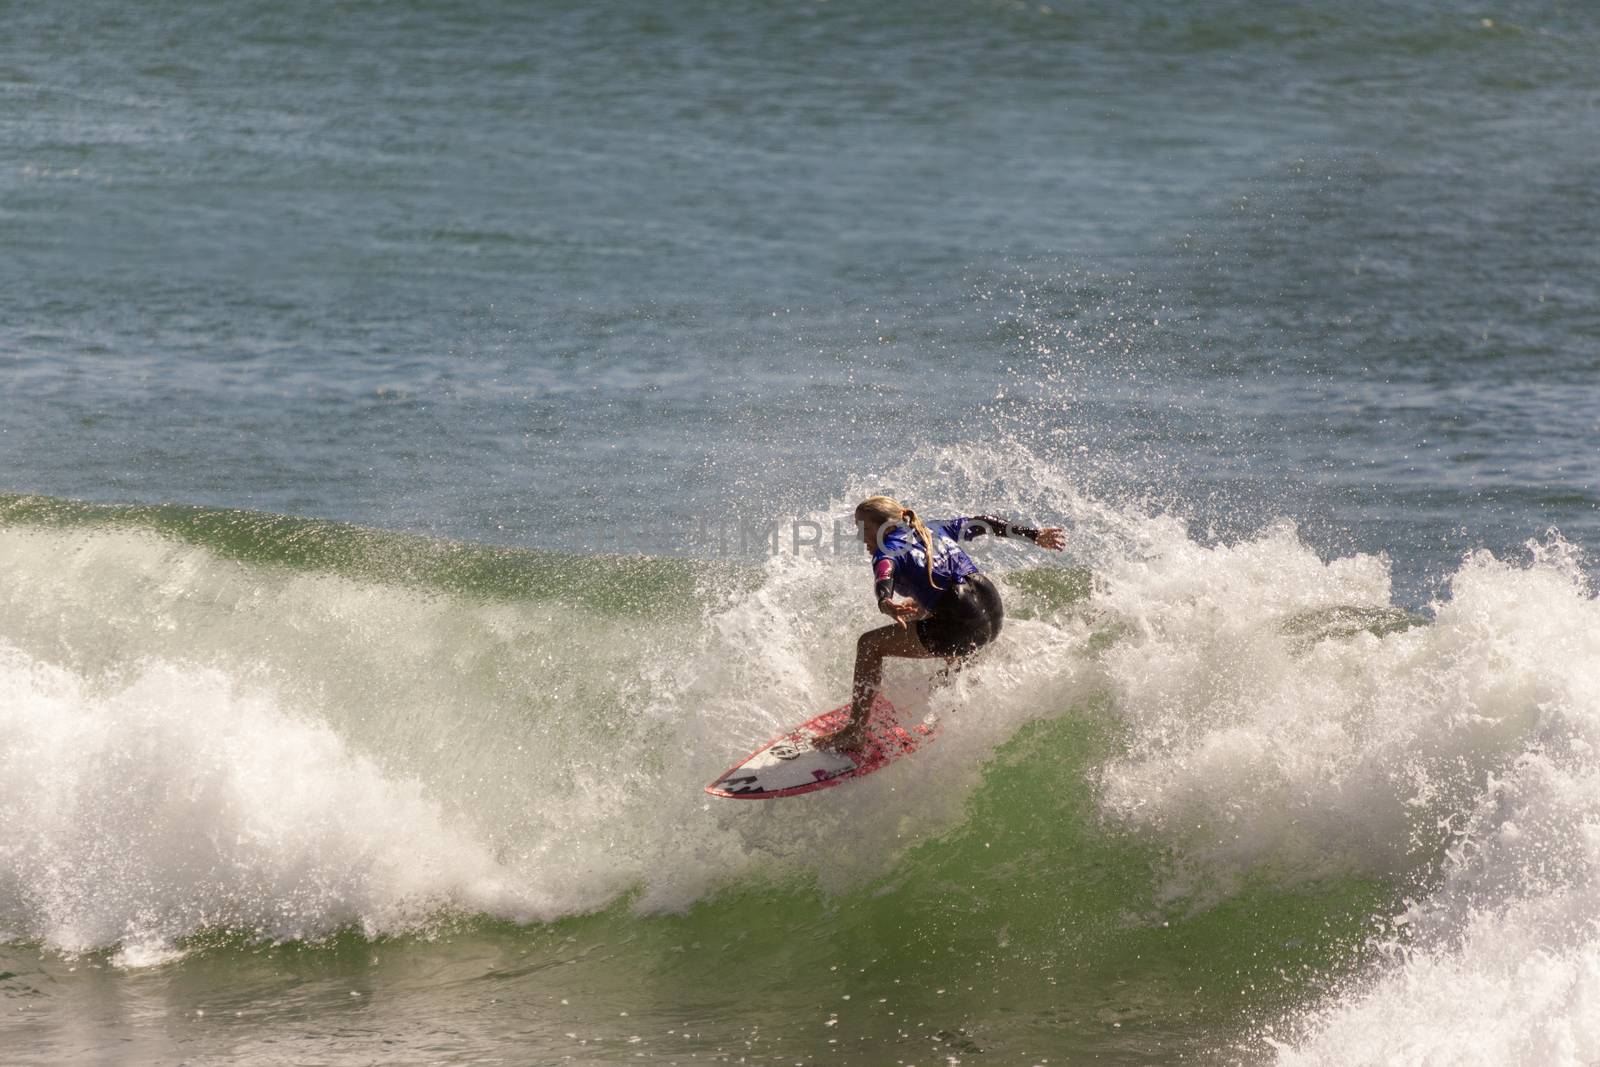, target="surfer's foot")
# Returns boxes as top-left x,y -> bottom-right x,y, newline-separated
821,721 -> 868,753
